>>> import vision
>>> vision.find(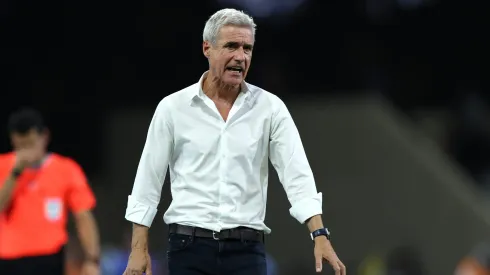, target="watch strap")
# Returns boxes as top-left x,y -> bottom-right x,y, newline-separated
310,228 -> 330,240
